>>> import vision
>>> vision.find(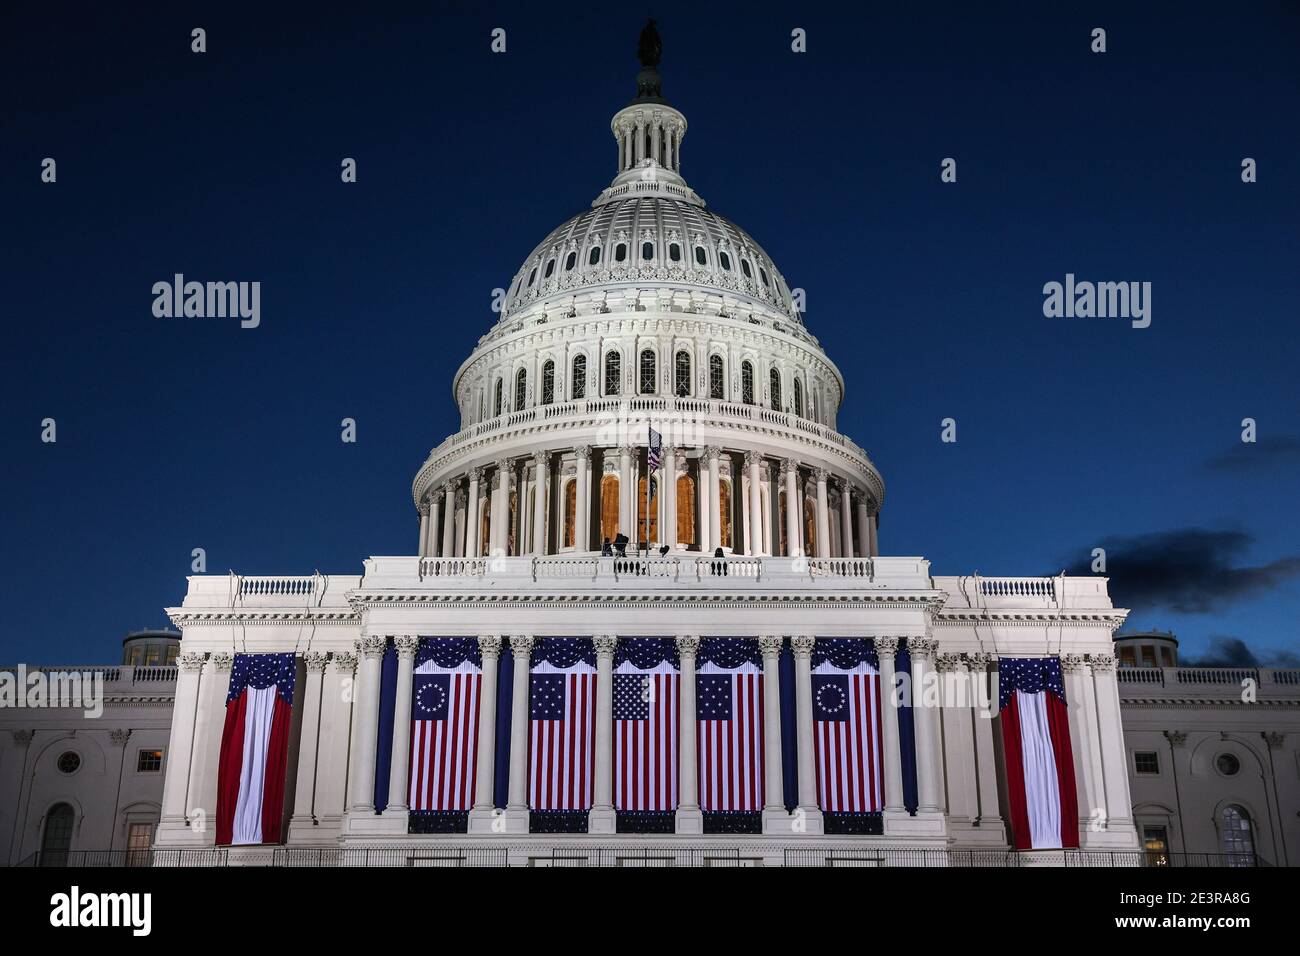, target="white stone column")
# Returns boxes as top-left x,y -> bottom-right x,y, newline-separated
618,445 -> 633,539
782,459 -> 801,557
790,636 -> 825,833
935,653 -> 979,834
468,636 -> 504,833
759,636 -> 786,832
697,455 -> 712,552
575,446 -> 591,552
967,653 -> 1005,837
589,635 -> 618,833
854,492 -> 870,559
346,635 -> 387,815
464,468 -> 482,558
706,446 -> 722,549
746,451 -> 764,556
157,652 -> 205,840
383,636 -> 419,816
288,652 -> 329,841
441,481 -> 457,558
838,481 -> 854,559
491,458 -> 510,556
1090,654 -> 1137,842
427,493 -> 442,558
664,445 -> 678,550
417,501 -> 430,558
1061,654 -> 1097,843
502,635 -> 534,833
868,508 -> 879,557
531,451 -> 549,556
675,636 -> 703,833
314,651 -> 355,834
875,638 -> 906,819
187,651 -> 233,842
813,468 -> 831,558
908,637 -> 946,819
